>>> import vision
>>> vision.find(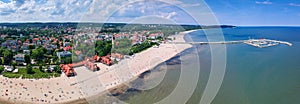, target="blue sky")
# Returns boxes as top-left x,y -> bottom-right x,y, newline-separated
205,0 -> 300,26
0,0 -> 299,26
